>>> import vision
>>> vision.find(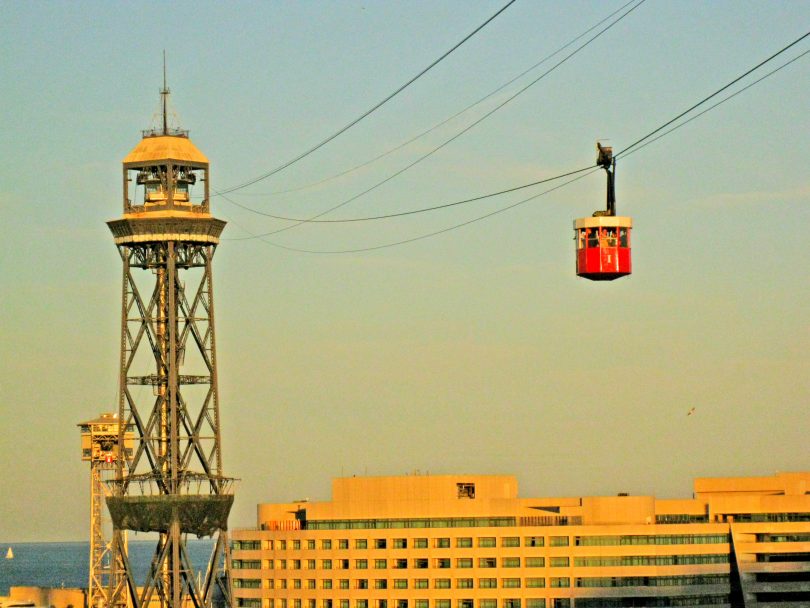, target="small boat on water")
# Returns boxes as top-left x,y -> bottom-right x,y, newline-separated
5,546 -> 13,559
